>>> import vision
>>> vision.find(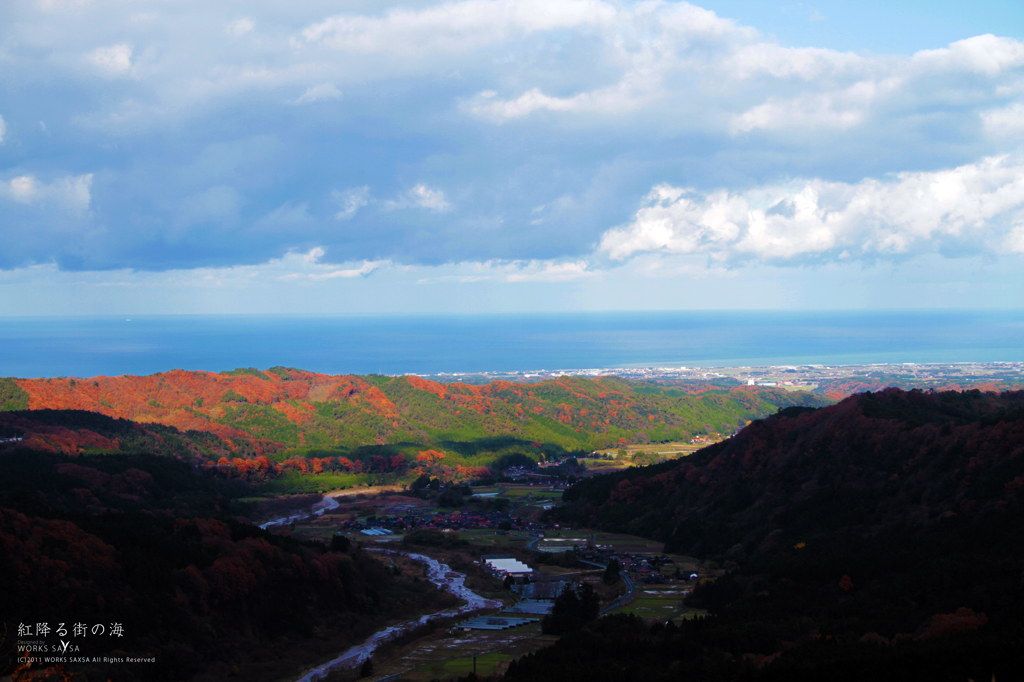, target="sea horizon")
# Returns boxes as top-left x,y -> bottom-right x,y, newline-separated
3,309 -> 1023,379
